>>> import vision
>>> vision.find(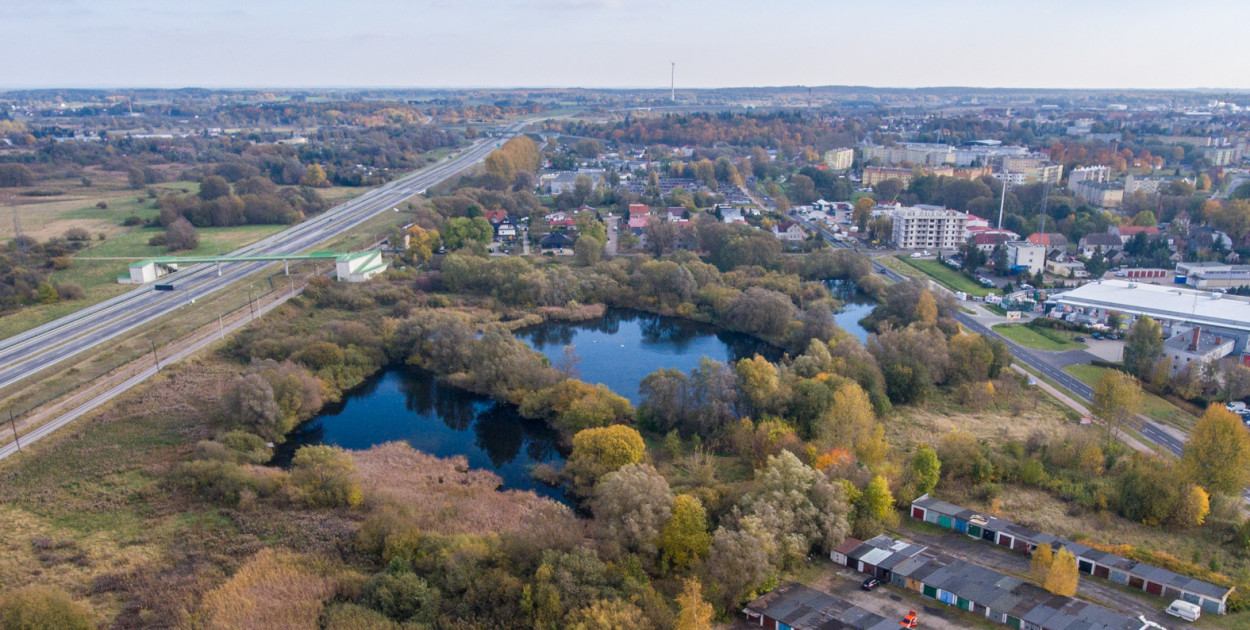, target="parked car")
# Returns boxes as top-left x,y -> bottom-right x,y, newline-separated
861,578 -> 881,591
1074,336 -> 1087,342
1105,333 -> 1119,340
1092,333 -> 1103,340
